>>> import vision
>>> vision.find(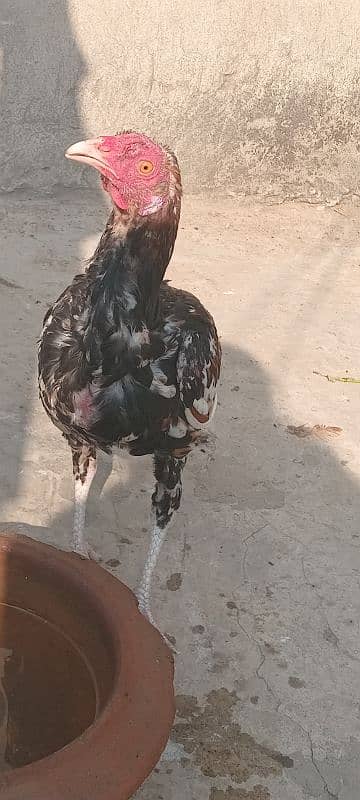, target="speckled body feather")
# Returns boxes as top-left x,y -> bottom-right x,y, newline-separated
38,204 -> 221,461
